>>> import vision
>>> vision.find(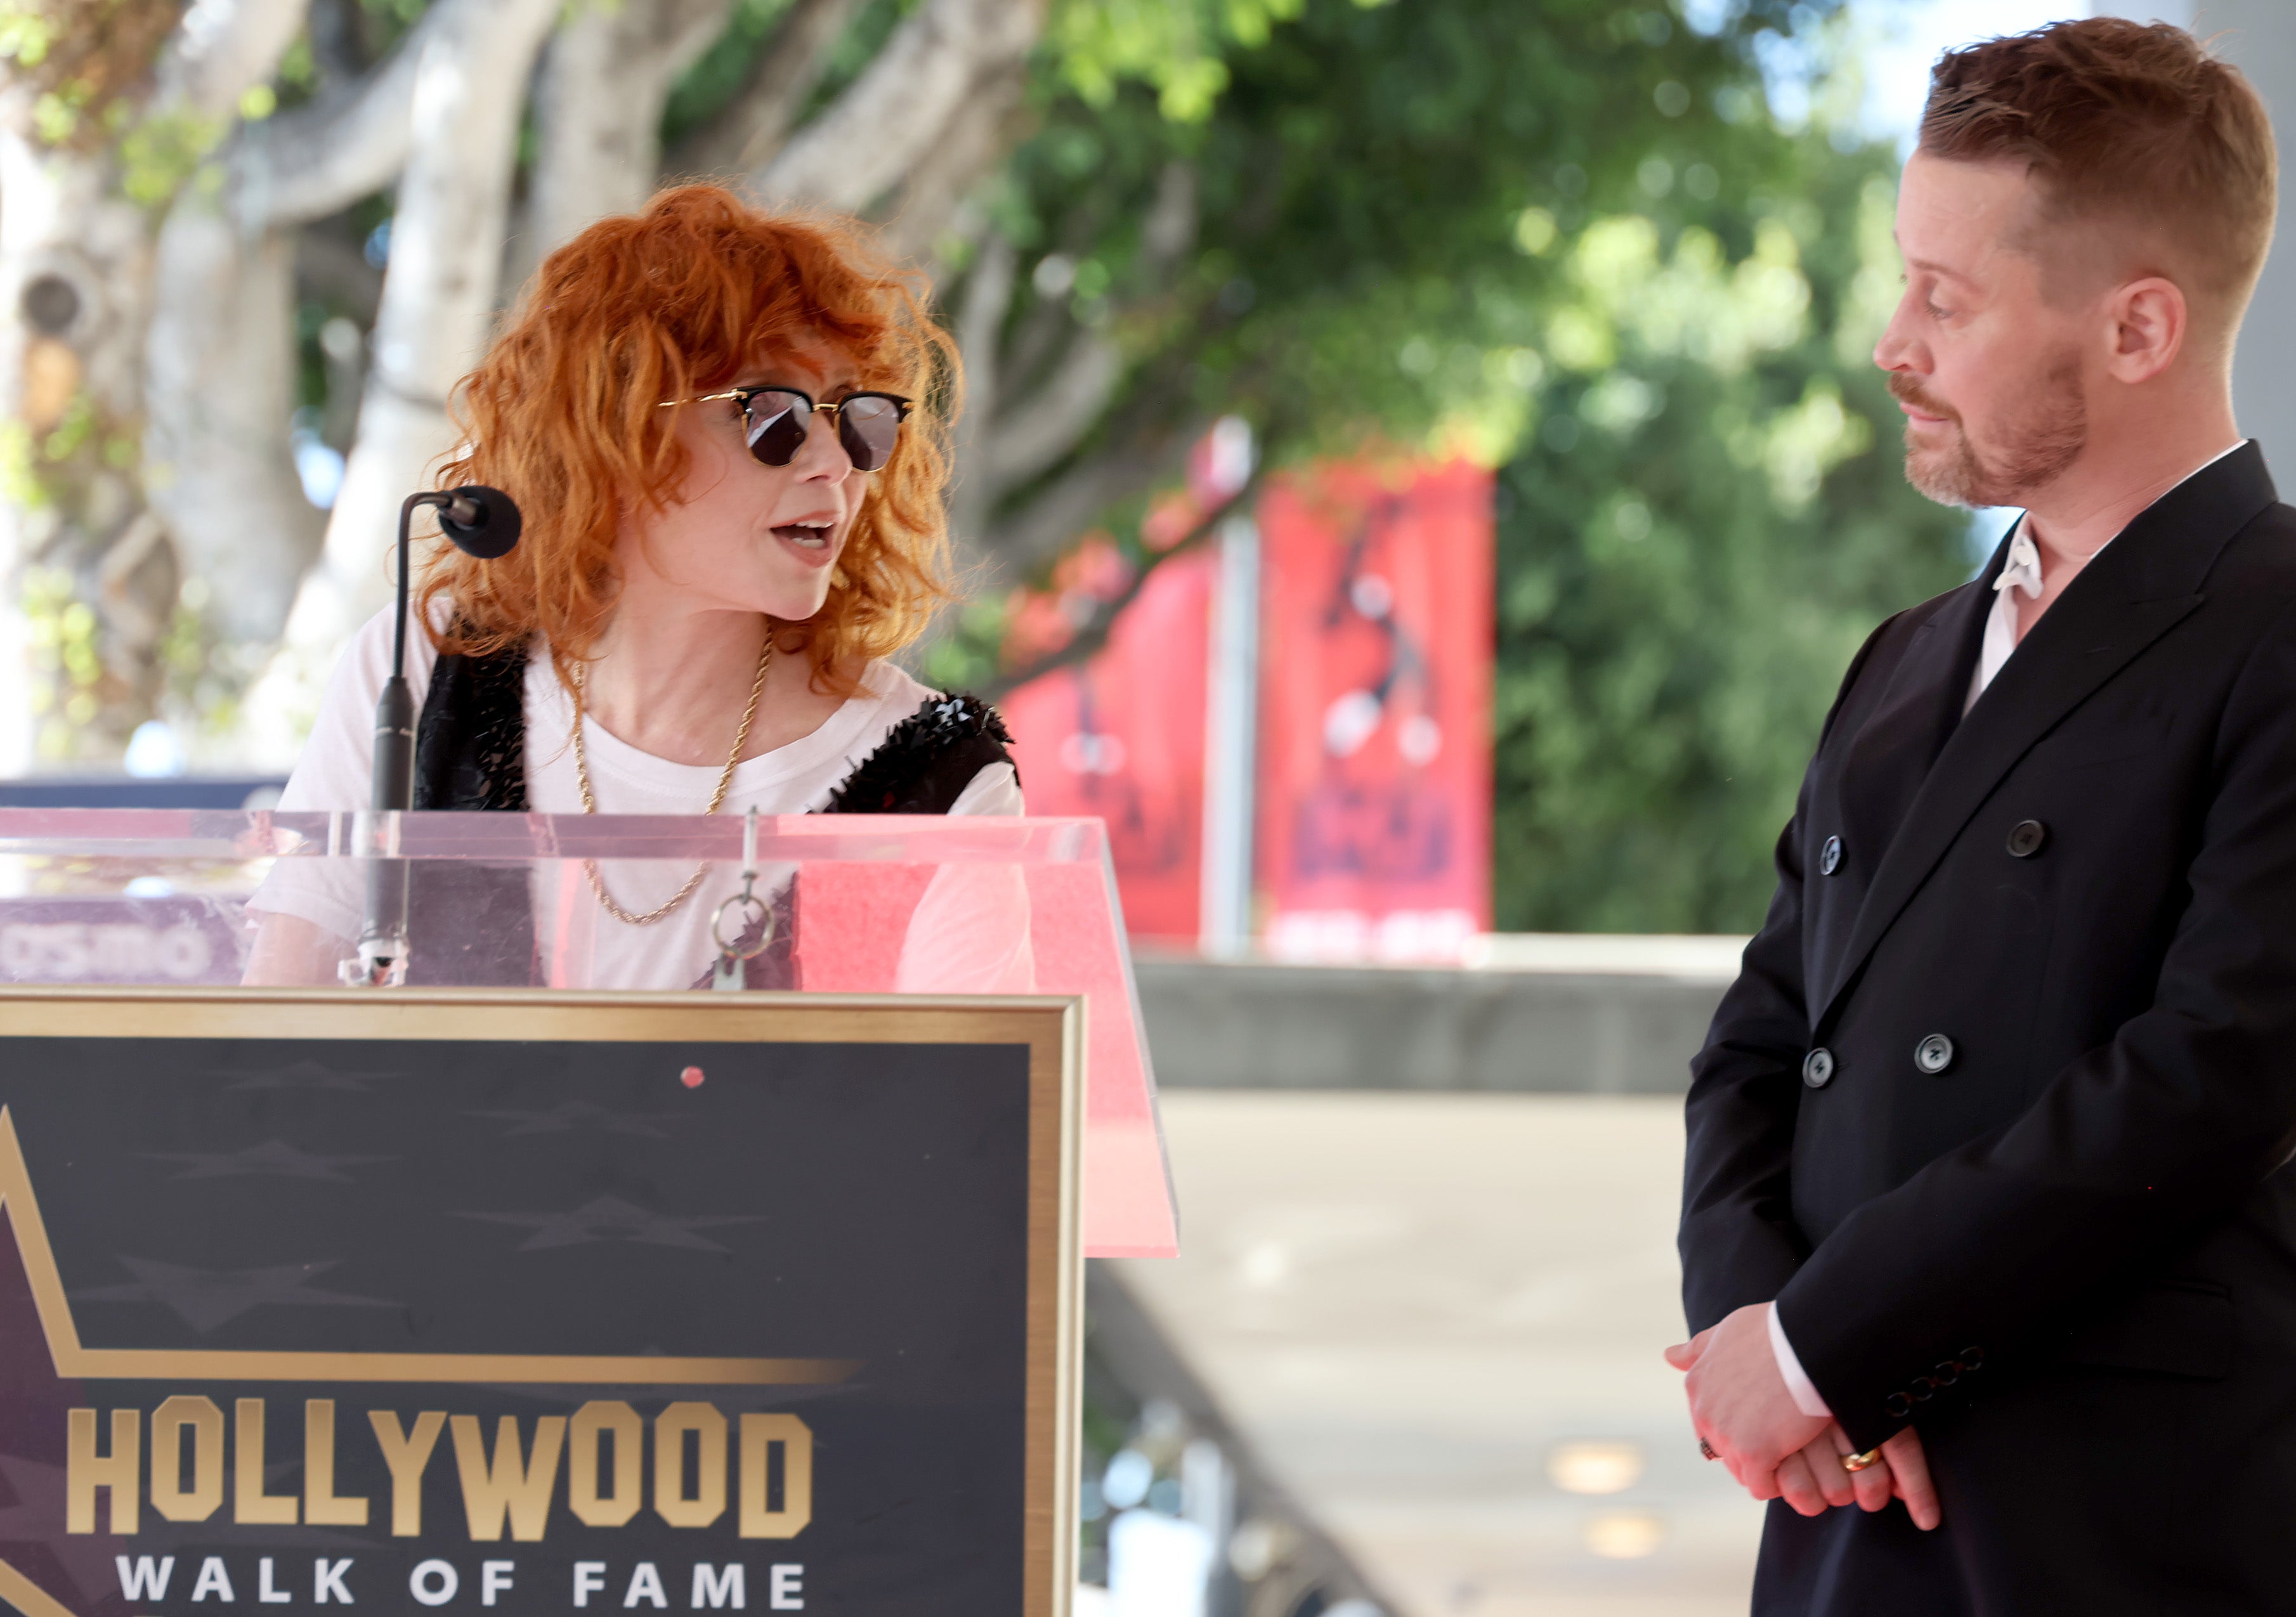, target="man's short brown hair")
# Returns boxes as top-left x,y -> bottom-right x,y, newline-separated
1922,18 -> 2276,338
